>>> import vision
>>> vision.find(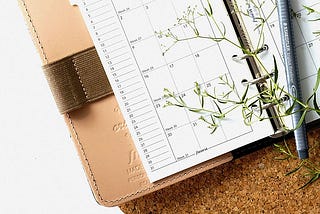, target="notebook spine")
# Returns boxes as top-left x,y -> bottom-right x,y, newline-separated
224,0 -> 288,138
